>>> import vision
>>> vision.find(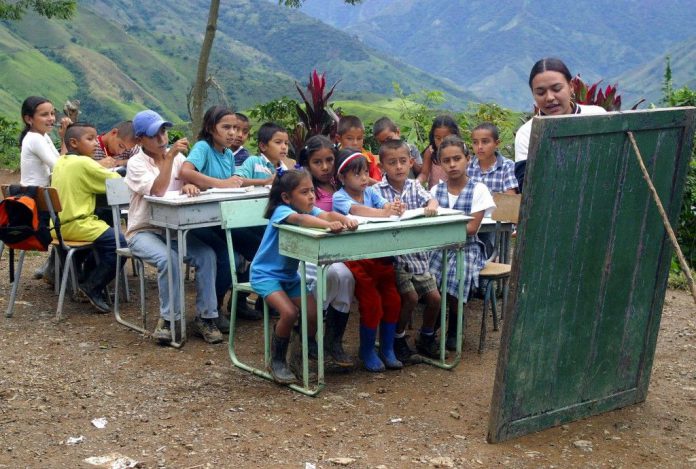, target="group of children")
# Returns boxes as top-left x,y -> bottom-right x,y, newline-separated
18,95 -> 520,384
